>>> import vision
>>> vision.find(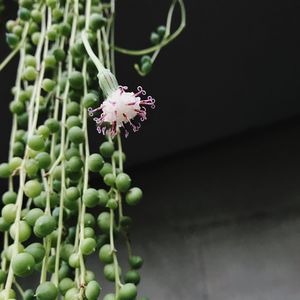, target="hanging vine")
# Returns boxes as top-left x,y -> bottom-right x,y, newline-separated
0,0 -> 186,299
